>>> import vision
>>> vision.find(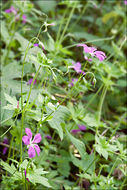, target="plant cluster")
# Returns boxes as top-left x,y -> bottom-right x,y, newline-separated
0,0 -> 127,190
